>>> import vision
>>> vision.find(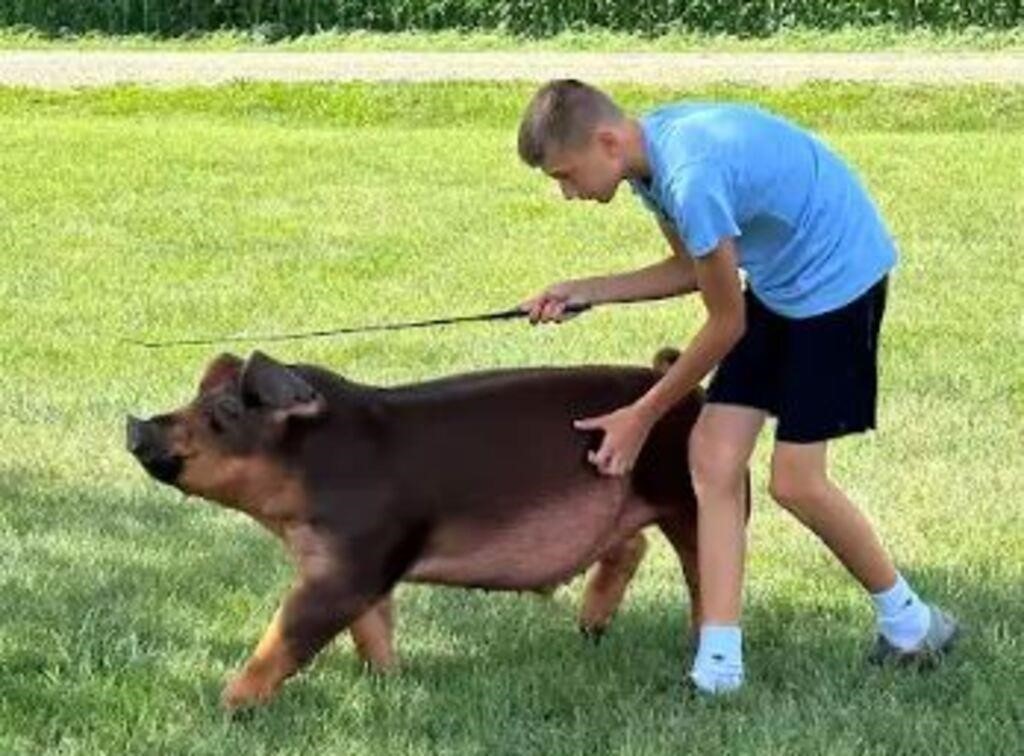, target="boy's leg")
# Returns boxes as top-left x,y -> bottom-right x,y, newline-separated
769,441 -> 957,658
769,440 -> 895,592
688,403 -> 767,692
